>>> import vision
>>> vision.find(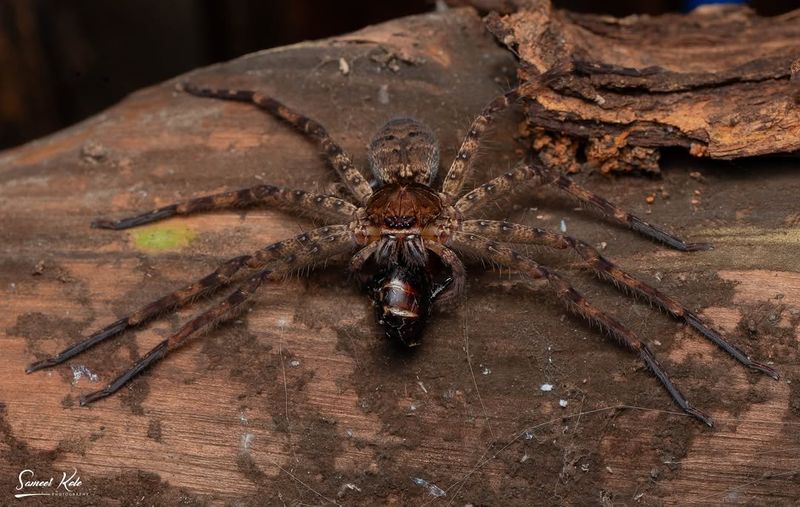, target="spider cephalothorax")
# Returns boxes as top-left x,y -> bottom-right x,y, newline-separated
361,183 -> 446,264
26,82 -> 779,426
